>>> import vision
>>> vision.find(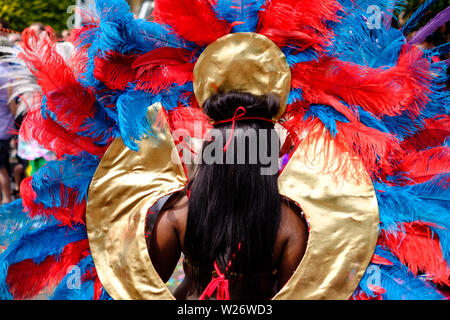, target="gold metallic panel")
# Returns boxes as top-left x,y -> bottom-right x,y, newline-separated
193,32 -> 291,121
274,129 -> 380,300
86,103 -> 186,300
